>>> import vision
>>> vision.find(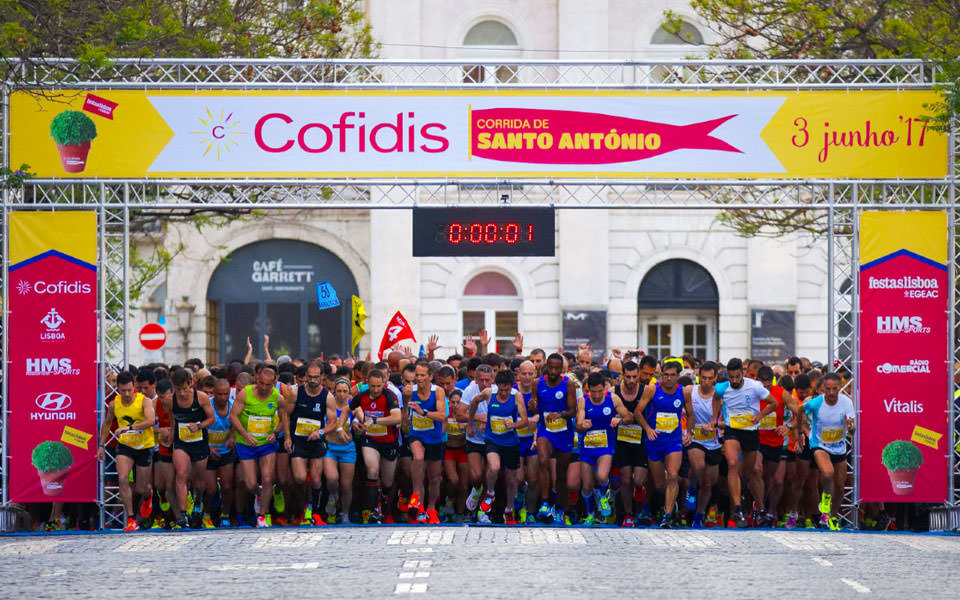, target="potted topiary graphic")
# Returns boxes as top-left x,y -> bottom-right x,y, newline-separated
50,110 -> 97,173
32,440 -> 74,496
881,440 -> 923,496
